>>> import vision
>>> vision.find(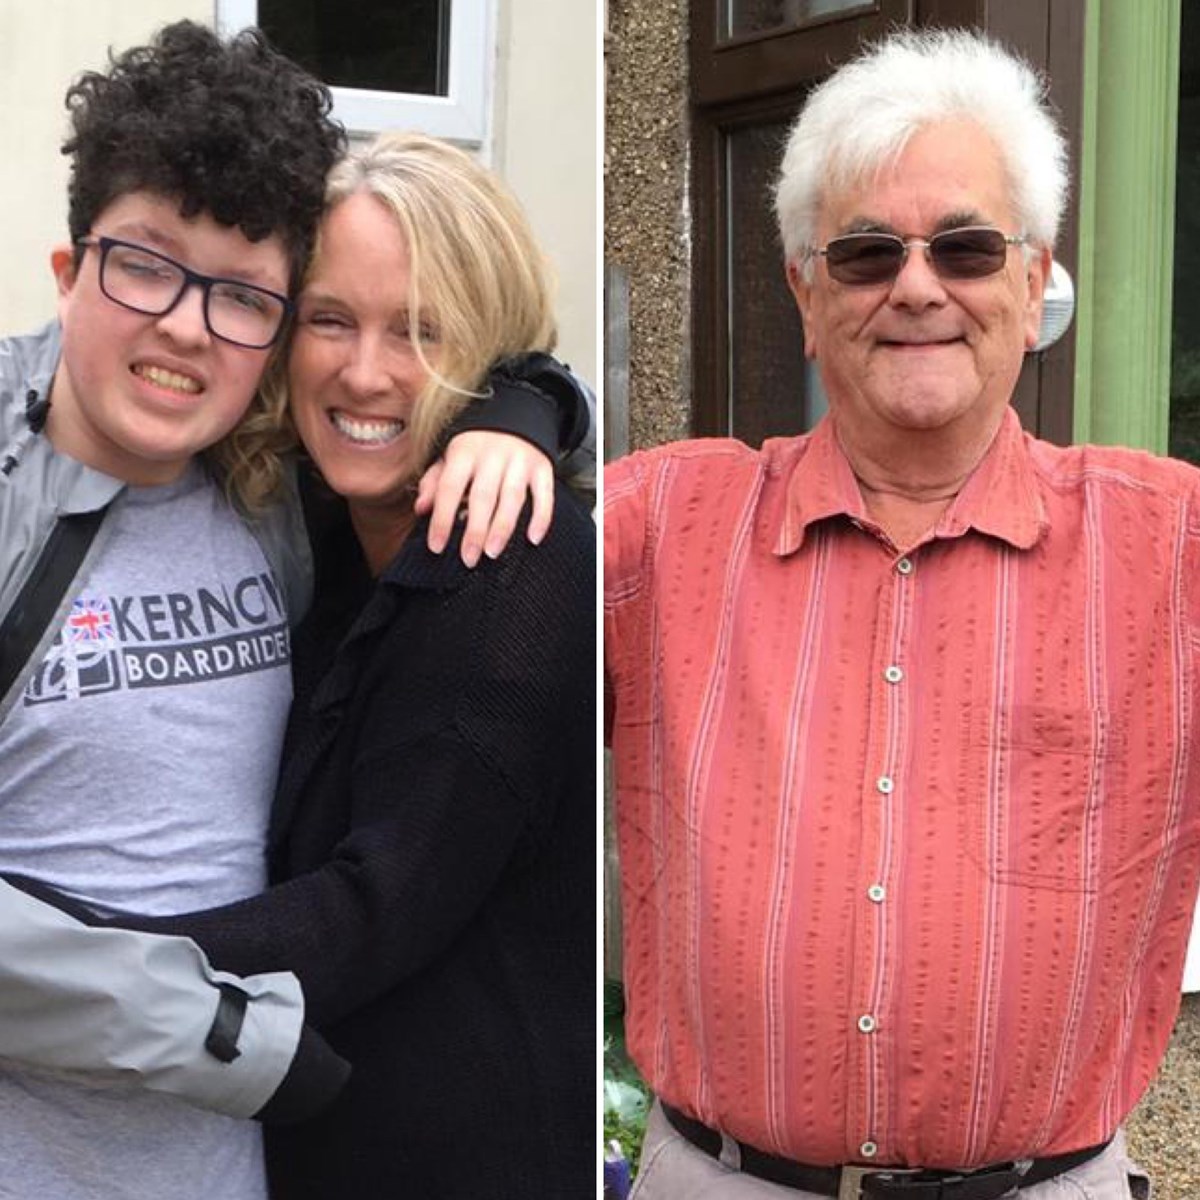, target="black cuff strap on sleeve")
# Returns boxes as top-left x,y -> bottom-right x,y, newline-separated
205,982 -> 248,1063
